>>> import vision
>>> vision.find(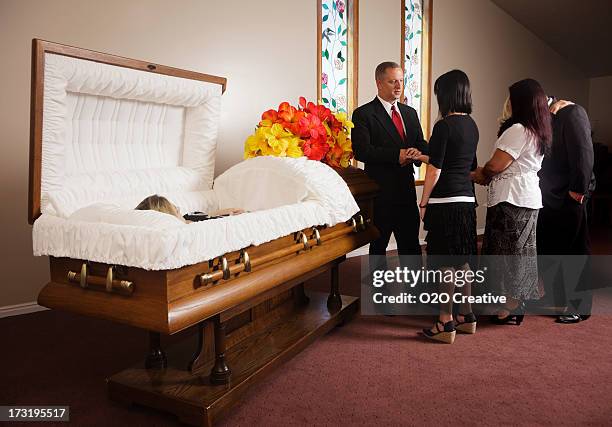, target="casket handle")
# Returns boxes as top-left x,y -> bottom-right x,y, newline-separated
67,263 -> 134,295
240,249 -> 251,272
220,256 -> 230,280
296,231 -> 309,250
311,227 -> 321,246
358,214 -> 366,231
80,263 -> 88,288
